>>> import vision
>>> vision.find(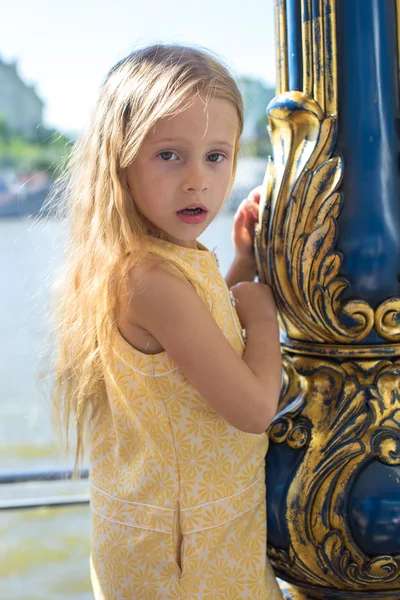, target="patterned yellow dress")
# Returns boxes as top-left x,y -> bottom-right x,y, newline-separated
89,236 -> 283,600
